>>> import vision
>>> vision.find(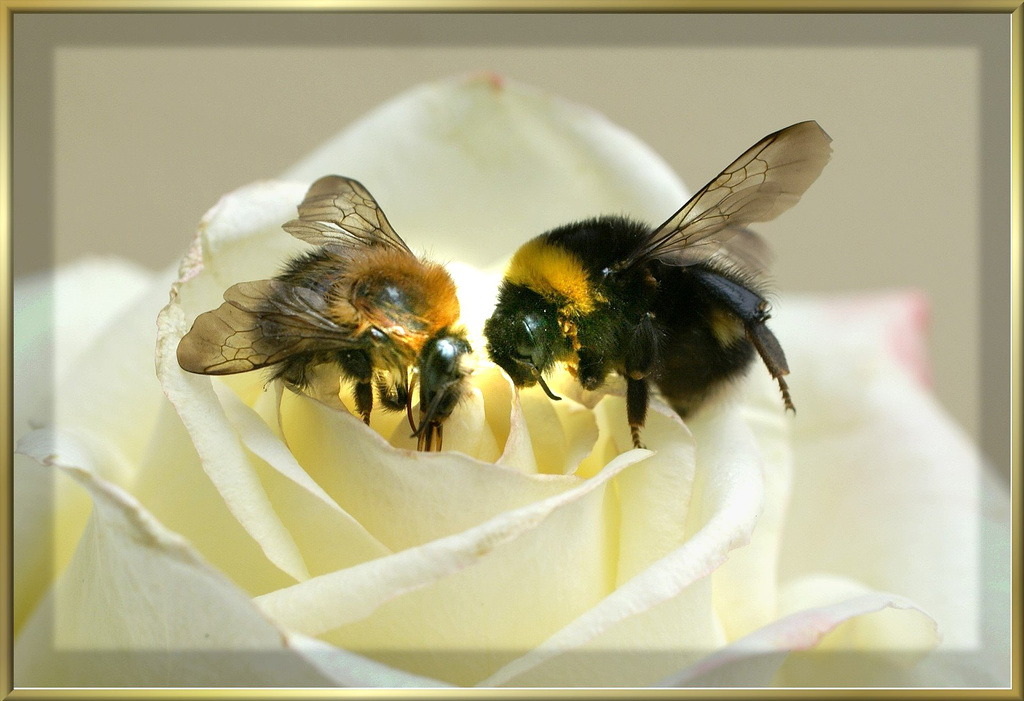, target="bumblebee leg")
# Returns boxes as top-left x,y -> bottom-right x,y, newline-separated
625,313 -> 658,380
577,349 -> 608,391
275,353 -> 315,392
376,373 -> 409,412
353,381 -> 373,425
335,350 -> 375,424
746,322 -> 795,414
775,374 -> 795,414
692,268 -> 796,414
626,376 -> 649,450
406,372 -> 418,433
